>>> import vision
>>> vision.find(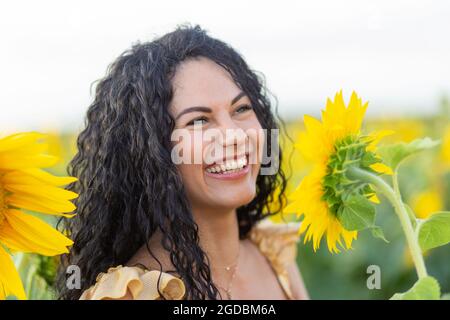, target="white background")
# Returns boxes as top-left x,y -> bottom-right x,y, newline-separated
1,0 -> 449,132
